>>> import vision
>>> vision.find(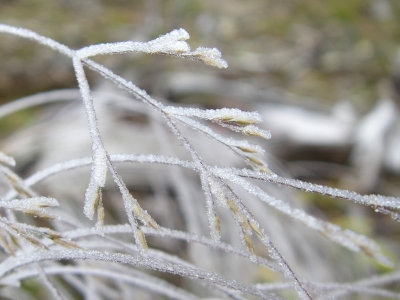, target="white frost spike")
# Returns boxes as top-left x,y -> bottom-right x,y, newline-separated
93,147 -> 107,187
77,29 -> 190,59
242,125 -> 271,139
0,151 -> 16,167
76,28 -> 228,69
186,47 -> 228,69
82,146 -> 106,219
233,141 -> 265,154
3,197 -> 59,209
0,197 -> 59,220
148,28 -> 190,53
144,28 -> 190,54
84,176 -> 101,220
165,106 -> 261,124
